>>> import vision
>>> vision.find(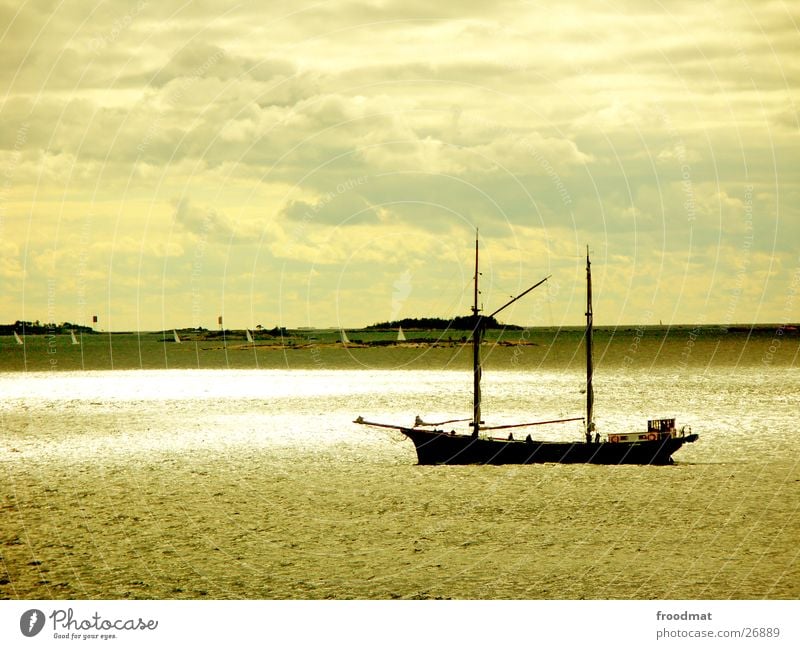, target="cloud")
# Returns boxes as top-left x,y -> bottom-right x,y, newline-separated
147,42 -> 298,88
172,197 -> 238,241
0,240 -> 24,279
279,177 -> 376,227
